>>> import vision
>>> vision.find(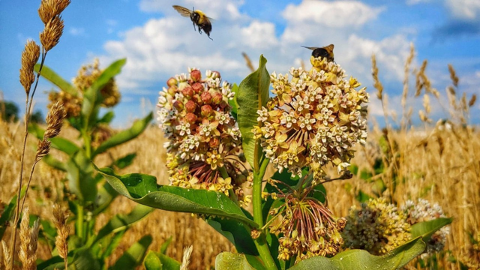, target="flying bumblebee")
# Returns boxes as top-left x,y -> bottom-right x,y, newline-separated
303,44 -> 335,62
173,5 -> 213,40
